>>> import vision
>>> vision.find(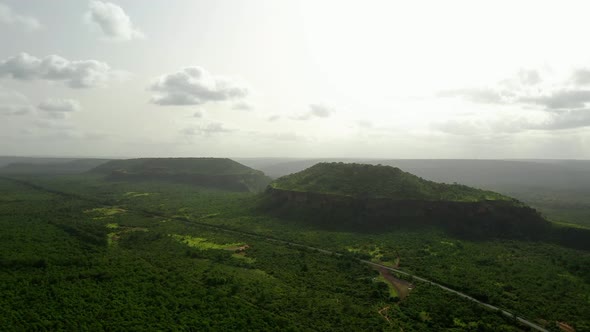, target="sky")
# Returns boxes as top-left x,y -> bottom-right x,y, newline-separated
2,0 -> 590,159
